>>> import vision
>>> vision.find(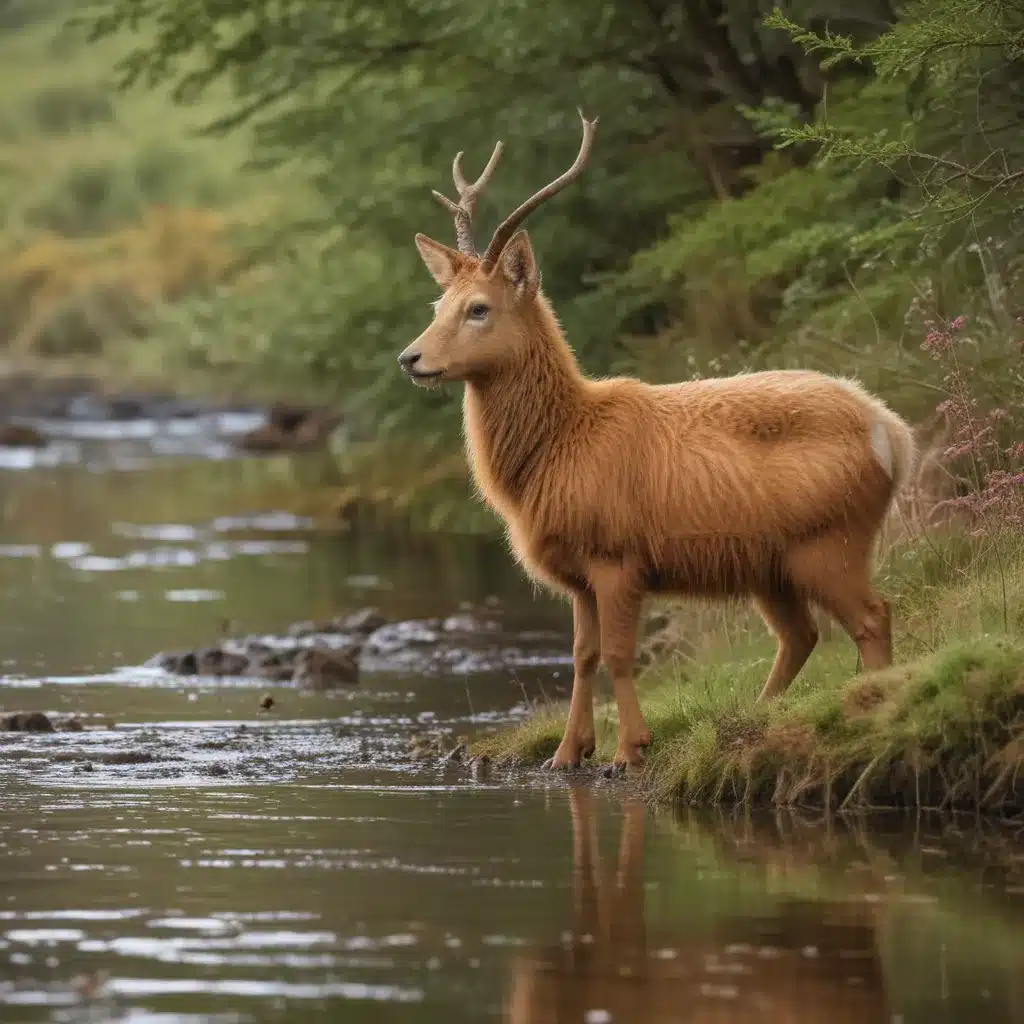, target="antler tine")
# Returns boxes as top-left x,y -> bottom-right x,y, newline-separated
430,140 -> 505,258
479,108 -> 598,273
